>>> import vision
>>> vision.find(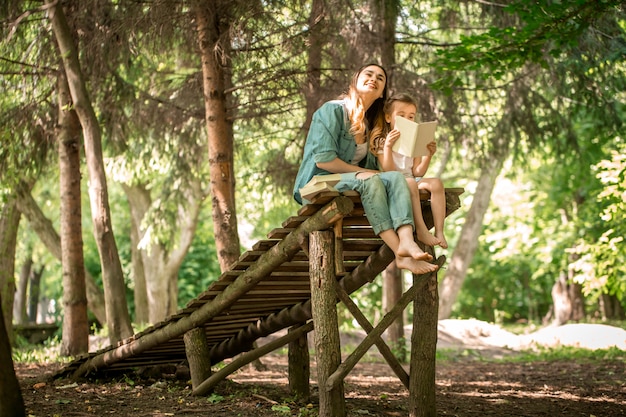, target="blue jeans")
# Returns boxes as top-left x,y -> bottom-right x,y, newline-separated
335,171 -> 414,235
